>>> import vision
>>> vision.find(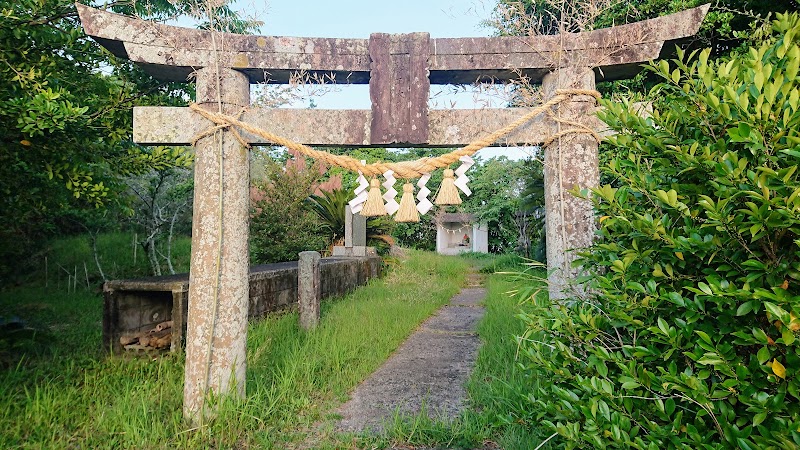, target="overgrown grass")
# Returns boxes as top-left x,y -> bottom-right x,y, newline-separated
459,252 -> 528,274
372,265 -> 555,449
3,235 -> 552,448
0,249 -> 468,449
23,231 -> 192,288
